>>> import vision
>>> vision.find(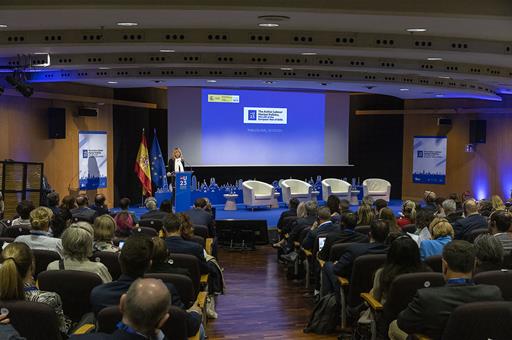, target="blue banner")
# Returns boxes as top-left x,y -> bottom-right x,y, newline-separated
412,136 -> 447,184
150,131 -> 169,191
79,131 -> 108,190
